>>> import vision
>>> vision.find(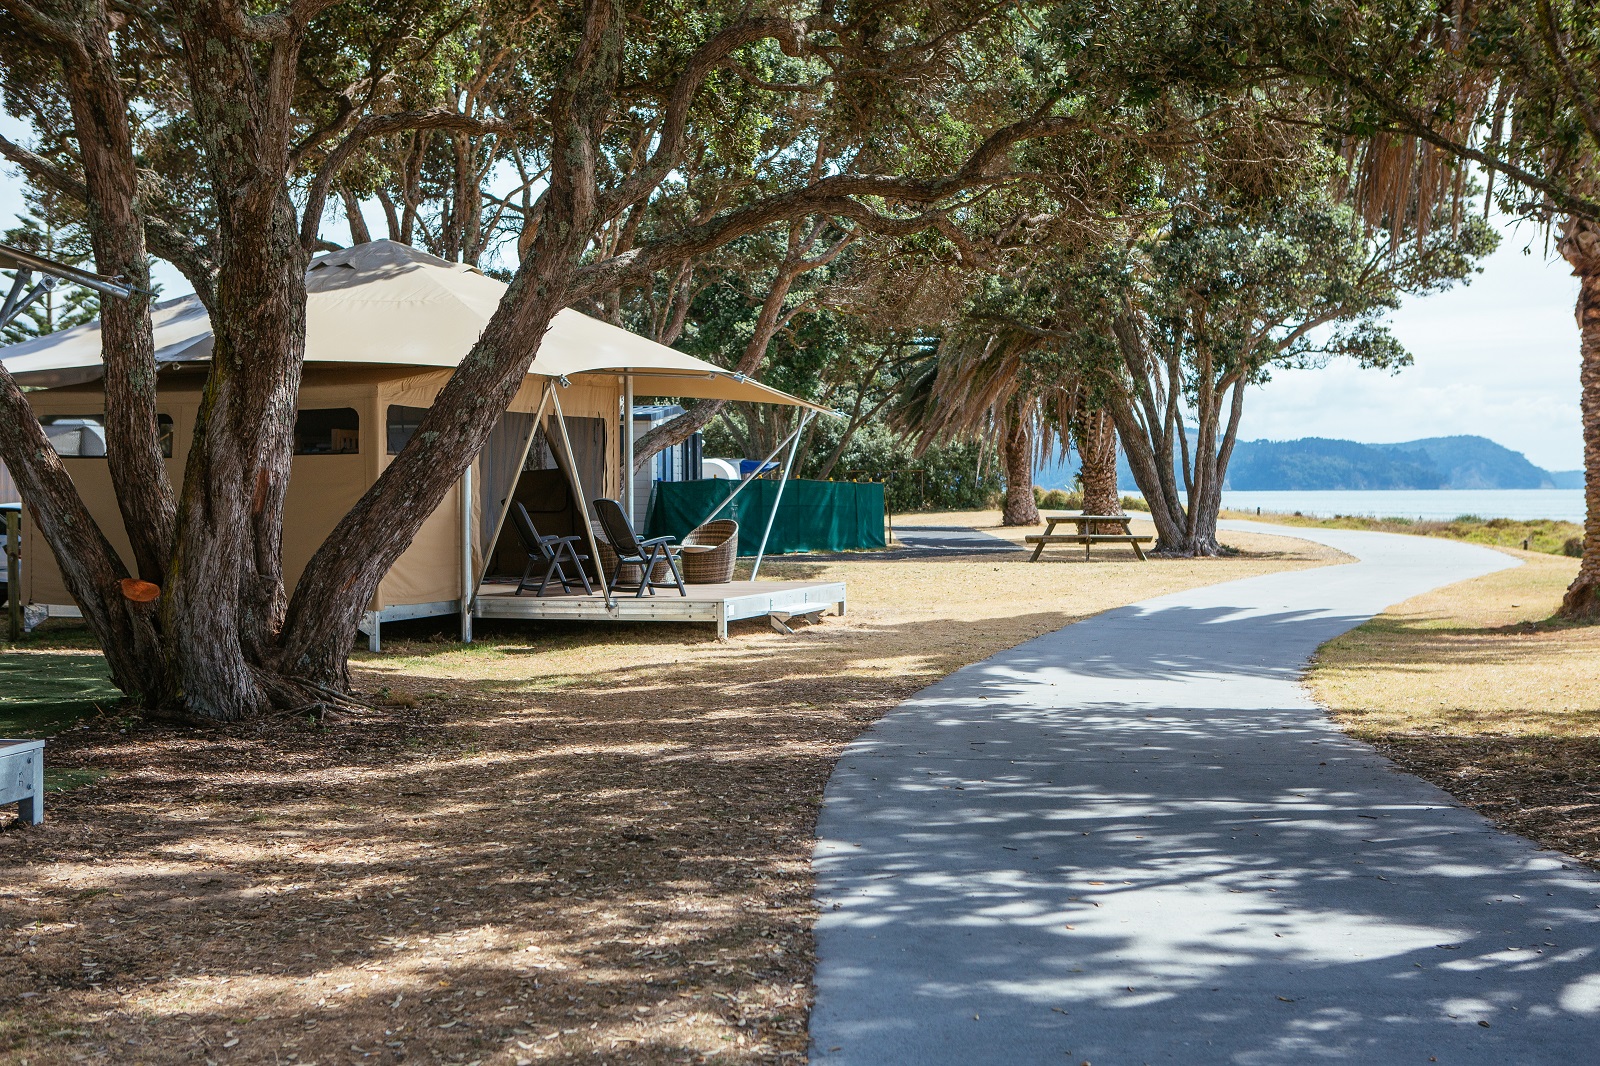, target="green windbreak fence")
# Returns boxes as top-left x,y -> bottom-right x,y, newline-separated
645,479 -> 886,556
